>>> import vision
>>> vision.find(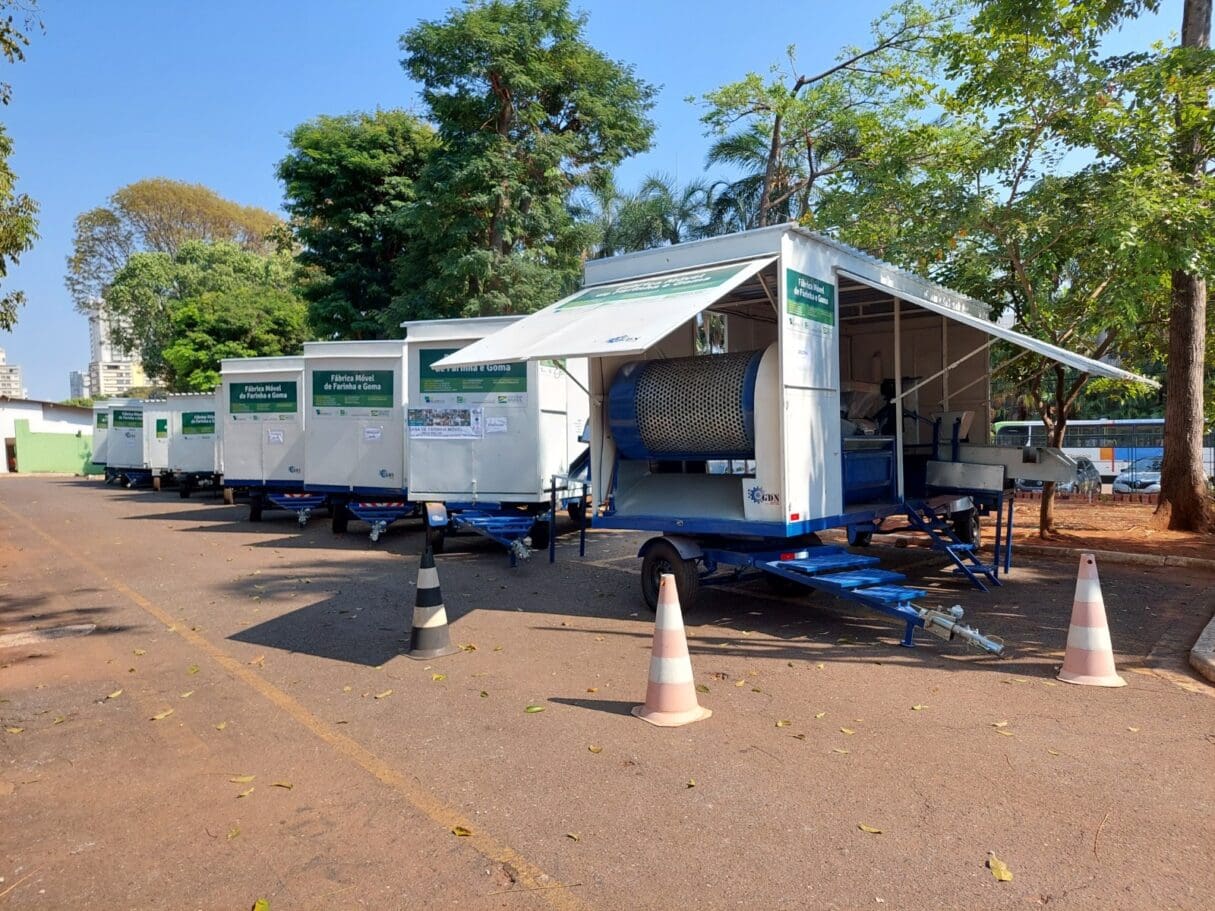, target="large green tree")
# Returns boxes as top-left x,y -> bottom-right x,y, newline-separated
0,1 -> 40,331
103,240 -> 305,385
66,178 -> 281,311
394,0 -> 656,321
277,109 -> 437,338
